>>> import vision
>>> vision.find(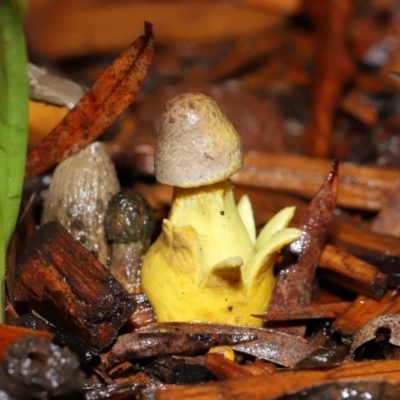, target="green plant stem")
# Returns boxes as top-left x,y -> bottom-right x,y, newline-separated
0,0 -> 29,323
